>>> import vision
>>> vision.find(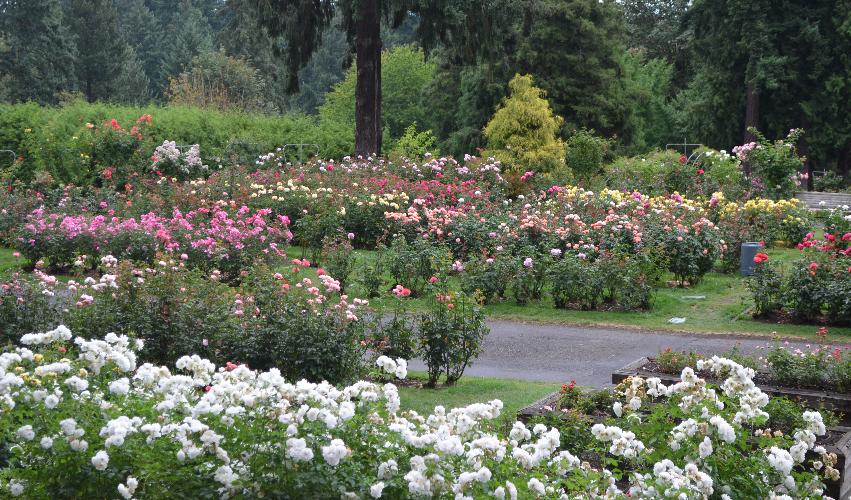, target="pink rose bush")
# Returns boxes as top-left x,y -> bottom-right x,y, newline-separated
15,205 -> 292,280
